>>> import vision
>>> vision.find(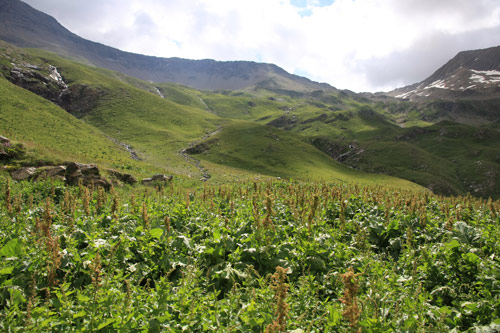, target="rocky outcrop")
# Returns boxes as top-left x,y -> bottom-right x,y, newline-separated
34,165 -> 67,181
310,137 -> 364,164
65,162 -> 110,189
183,138 -> 219,155
10,167 -> 37,181
7,63 -> 67,104
107,169 -> 137,185
5,61 -> 104,118
141,174 -> 173,185
9,162 -> 111,189
0,136 -> 11,160
0,136 -> 10,145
